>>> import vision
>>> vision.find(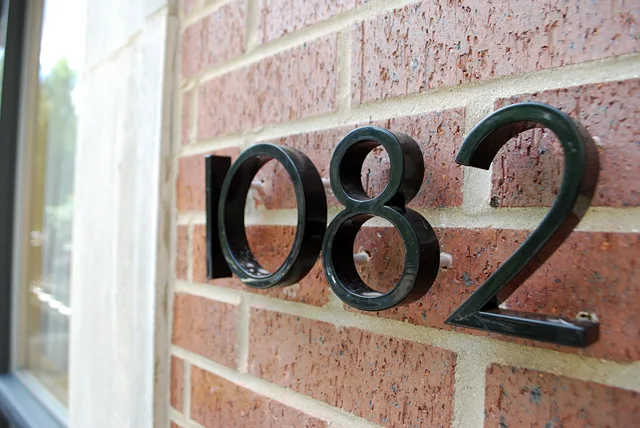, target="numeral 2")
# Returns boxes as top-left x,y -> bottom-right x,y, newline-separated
444,102 -> 600,347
